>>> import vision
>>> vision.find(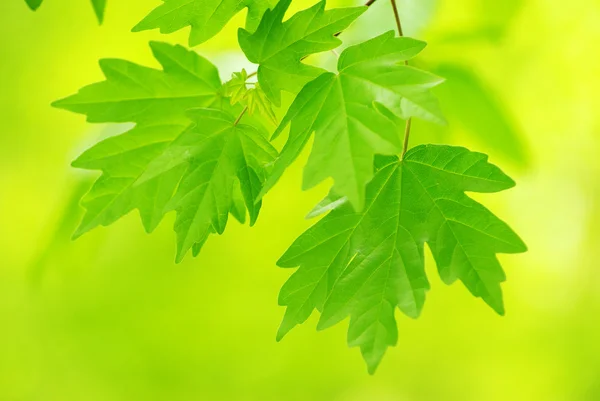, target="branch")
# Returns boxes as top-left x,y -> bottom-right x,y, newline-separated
391,0 -> 412,159
390,0 -> 405,37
